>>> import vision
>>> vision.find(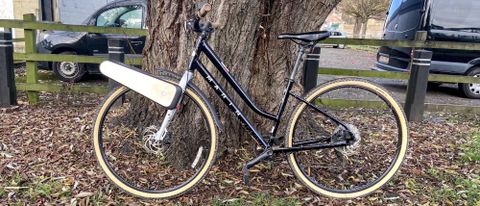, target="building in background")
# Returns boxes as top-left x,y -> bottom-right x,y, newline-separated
57,0 -> 115,24
0,0 -> 15,36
